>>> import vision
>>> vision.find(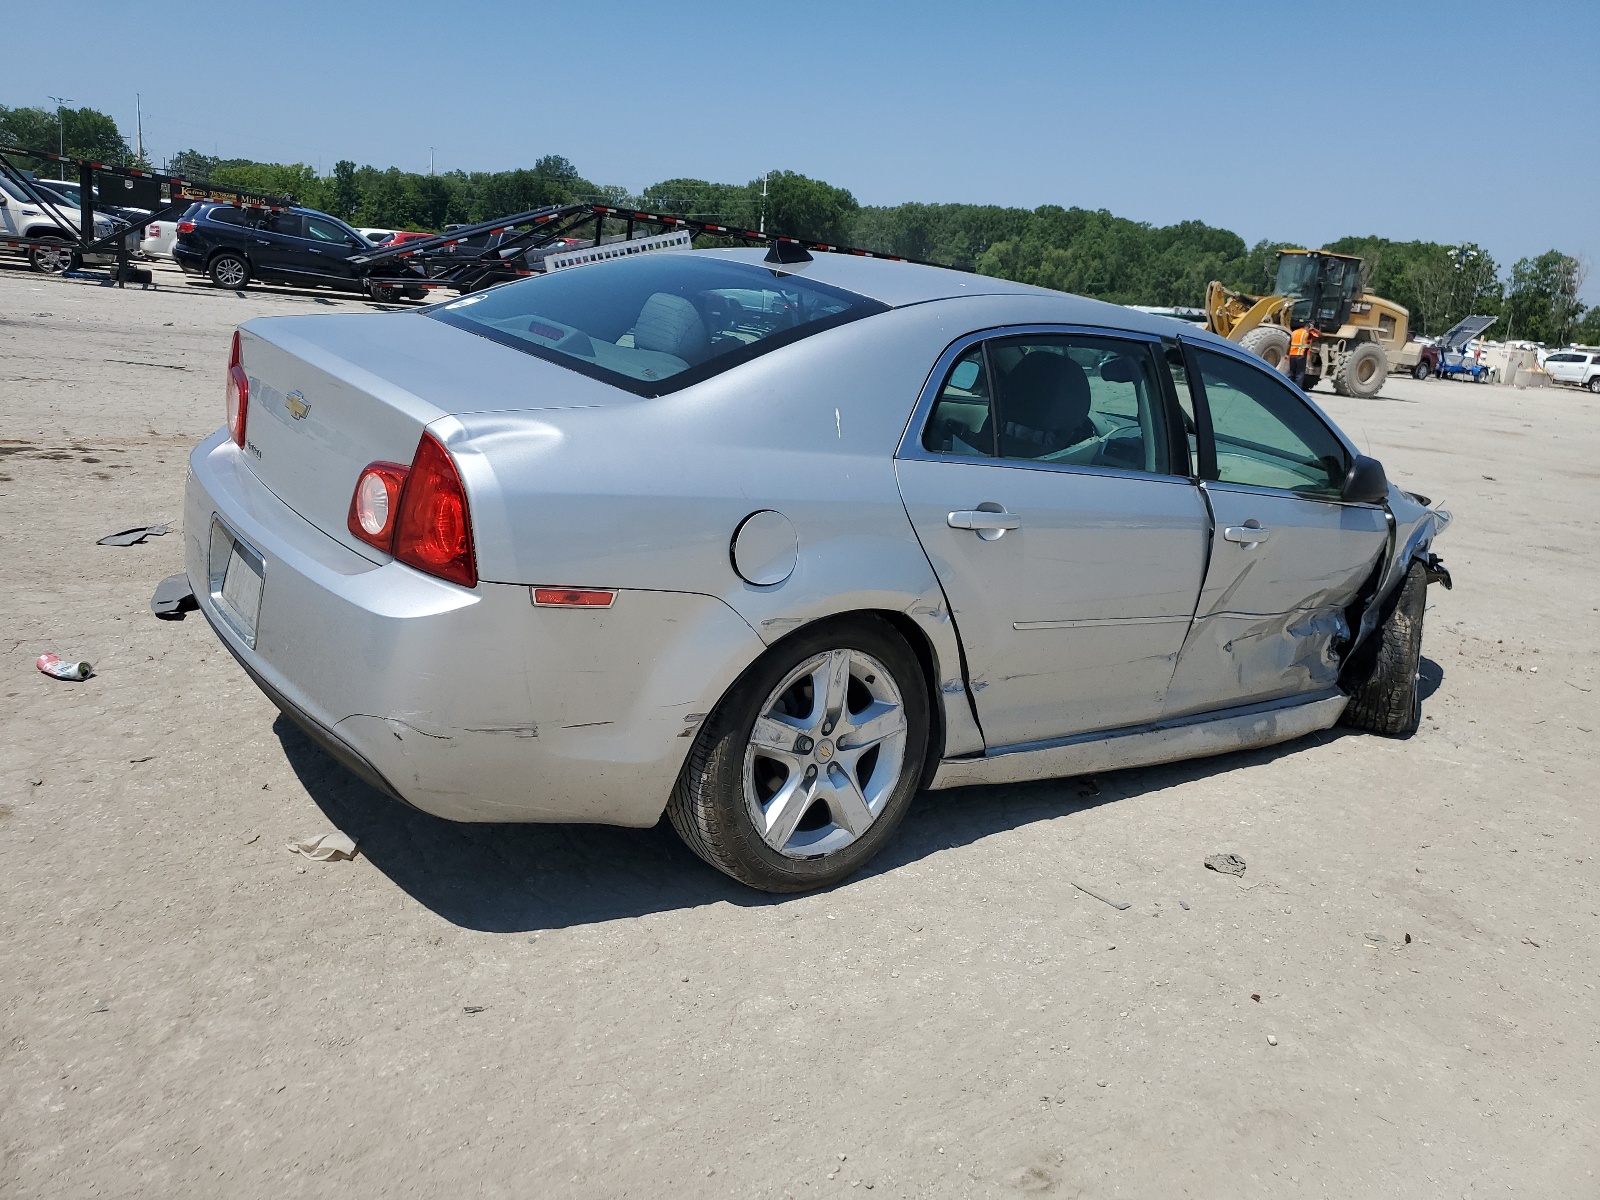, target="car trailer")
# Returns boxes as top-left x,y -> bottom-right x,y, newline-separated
347,202 -> 933,301
0,142 -> 292,287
